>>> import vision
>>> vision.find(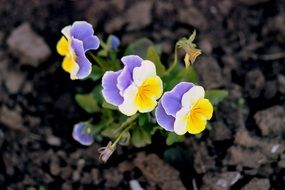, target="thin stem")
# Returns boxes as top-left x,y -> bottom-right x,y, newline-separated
88,51 -> 105,69
111,114 -> 139,147
165,43 -> 179,76
113,114 -> 139,135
